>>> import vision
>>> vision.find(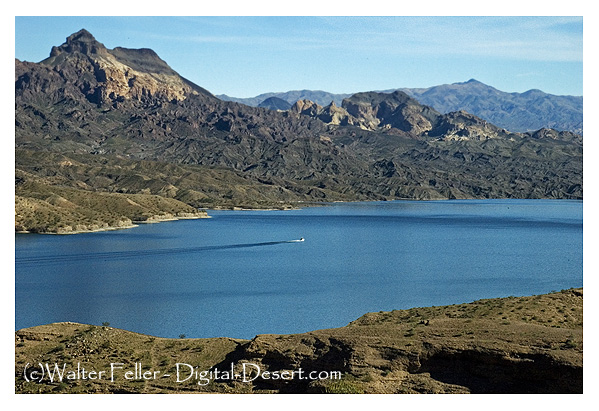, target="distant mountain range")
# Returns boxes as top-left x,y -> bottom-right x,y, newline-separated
218,79 -> 583,134
15,29 -> 582,233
